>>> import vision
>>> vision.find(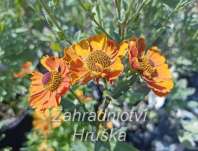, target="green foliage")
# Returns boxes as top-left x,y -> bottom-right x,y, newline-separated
0,0 -> 197,150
